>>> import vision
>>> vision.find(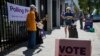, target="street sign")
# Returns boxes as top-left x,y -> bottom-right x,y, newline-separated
55,39 -> 91,56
